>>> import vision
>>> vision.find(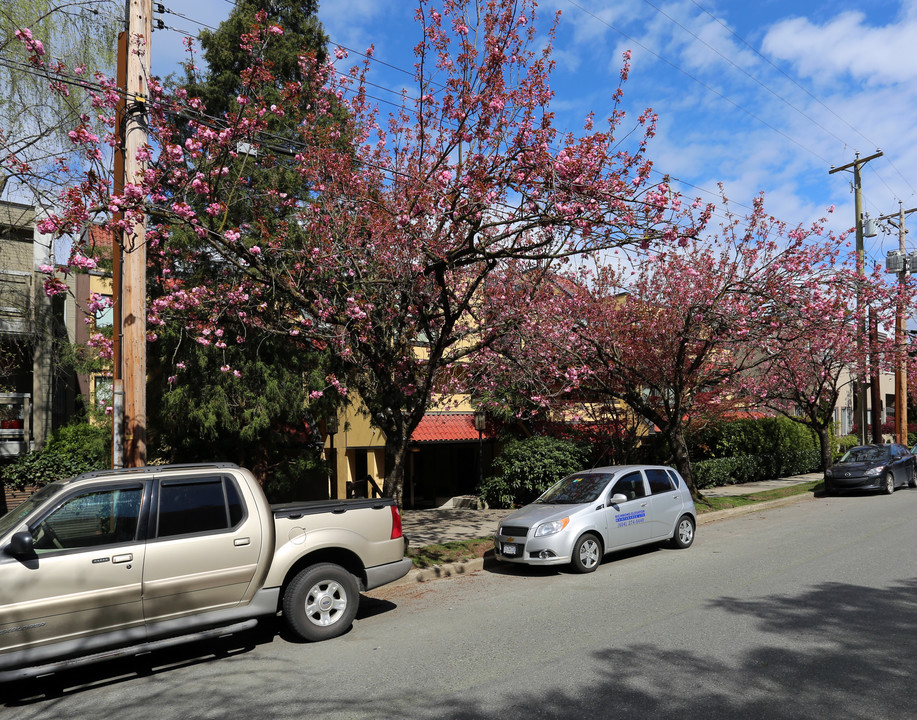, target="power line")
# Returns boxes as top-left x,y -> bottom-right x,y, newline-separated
564,0 -> 833,166
640,0 -> 848,148
683,0 -> 917,203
